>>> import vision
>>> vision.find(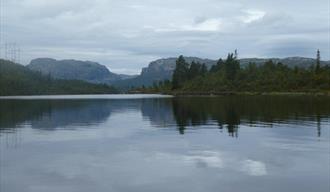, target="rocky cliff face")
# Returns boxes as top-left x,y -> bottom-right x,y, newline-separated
112,57 -> 217,88
140,57 -> 216,80
27,58 -> 129,84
